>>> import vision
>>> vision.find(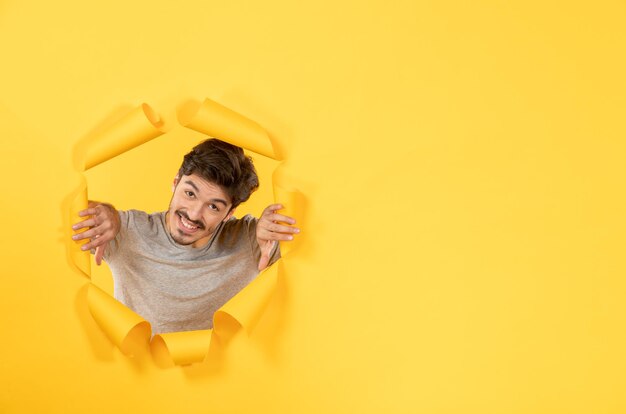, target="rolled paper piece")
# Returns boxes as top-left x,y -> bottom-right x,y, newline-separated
69,177 -> 90,278
272,184 -> 301,257
179,98 -> 279,160
87,283 -> 151,356
212,310 -> 242,340
80,103 -> 164,171
214,259 -> 281,337
151,330 -> 212,367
